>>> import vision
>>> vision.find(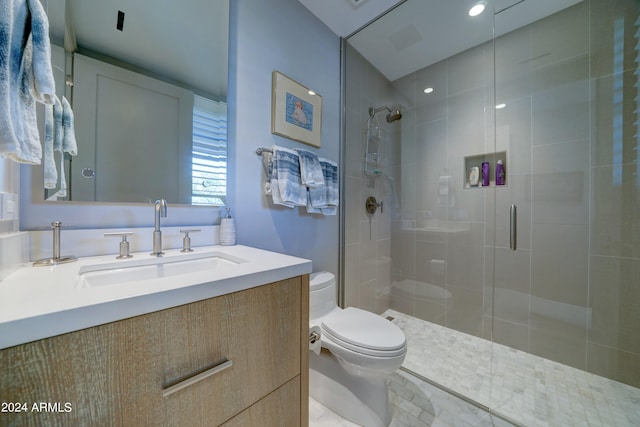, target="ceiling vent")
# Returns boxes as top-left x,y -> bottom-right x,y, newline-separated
346,0 -> 369,9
